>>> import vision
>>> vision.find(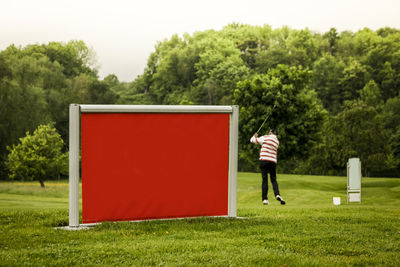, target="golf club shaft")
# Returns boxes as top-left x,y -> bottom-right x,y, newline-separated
256,105 -> 276,134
